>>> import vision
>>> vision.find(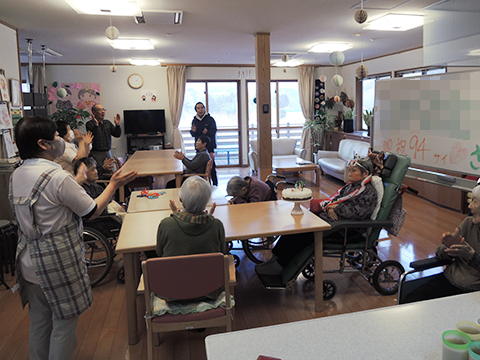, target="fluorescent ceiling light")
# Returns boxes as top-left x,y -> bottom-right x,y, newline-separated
273,59 -> 303,67
65,0 -> 141,16
129,59 -> 160,66
363,14 -> 424,31
308,43 -> 352,53
468,49 -> 480,57
110,39 -> 154,50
